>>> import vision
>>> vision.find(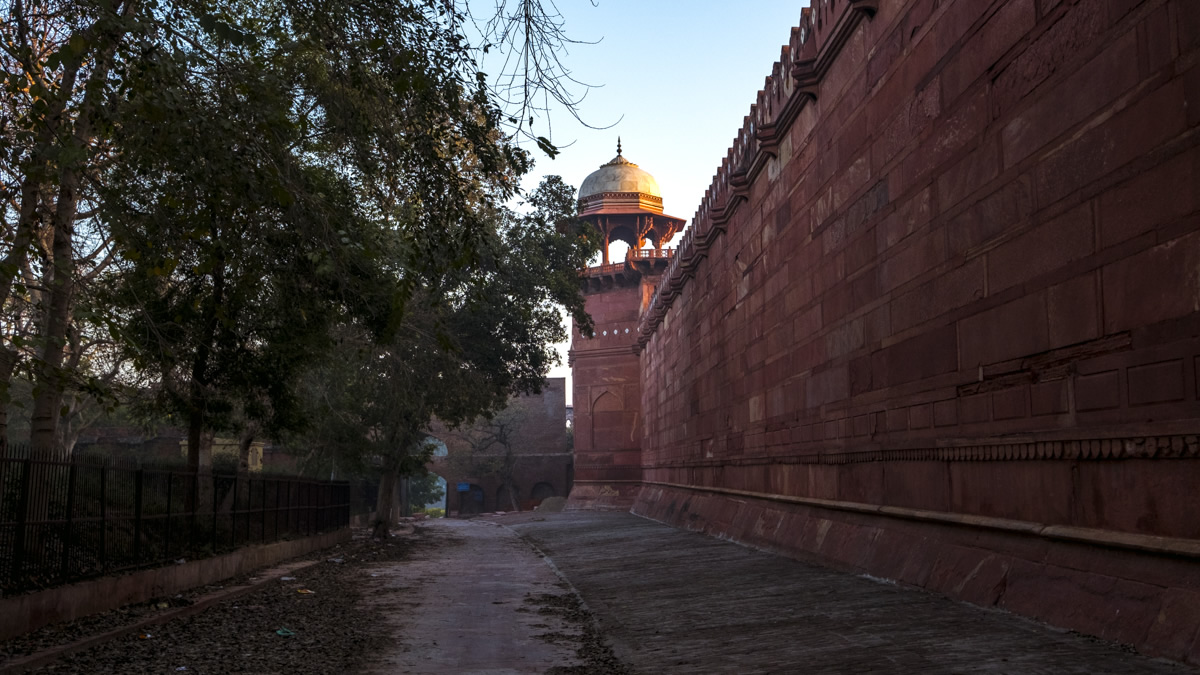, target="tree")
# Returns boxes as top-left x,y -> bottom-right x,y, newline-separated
0,0 -> 144,448
2,0 -> 604,453
443,406 -> 524,512
291,175 -> 596,536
